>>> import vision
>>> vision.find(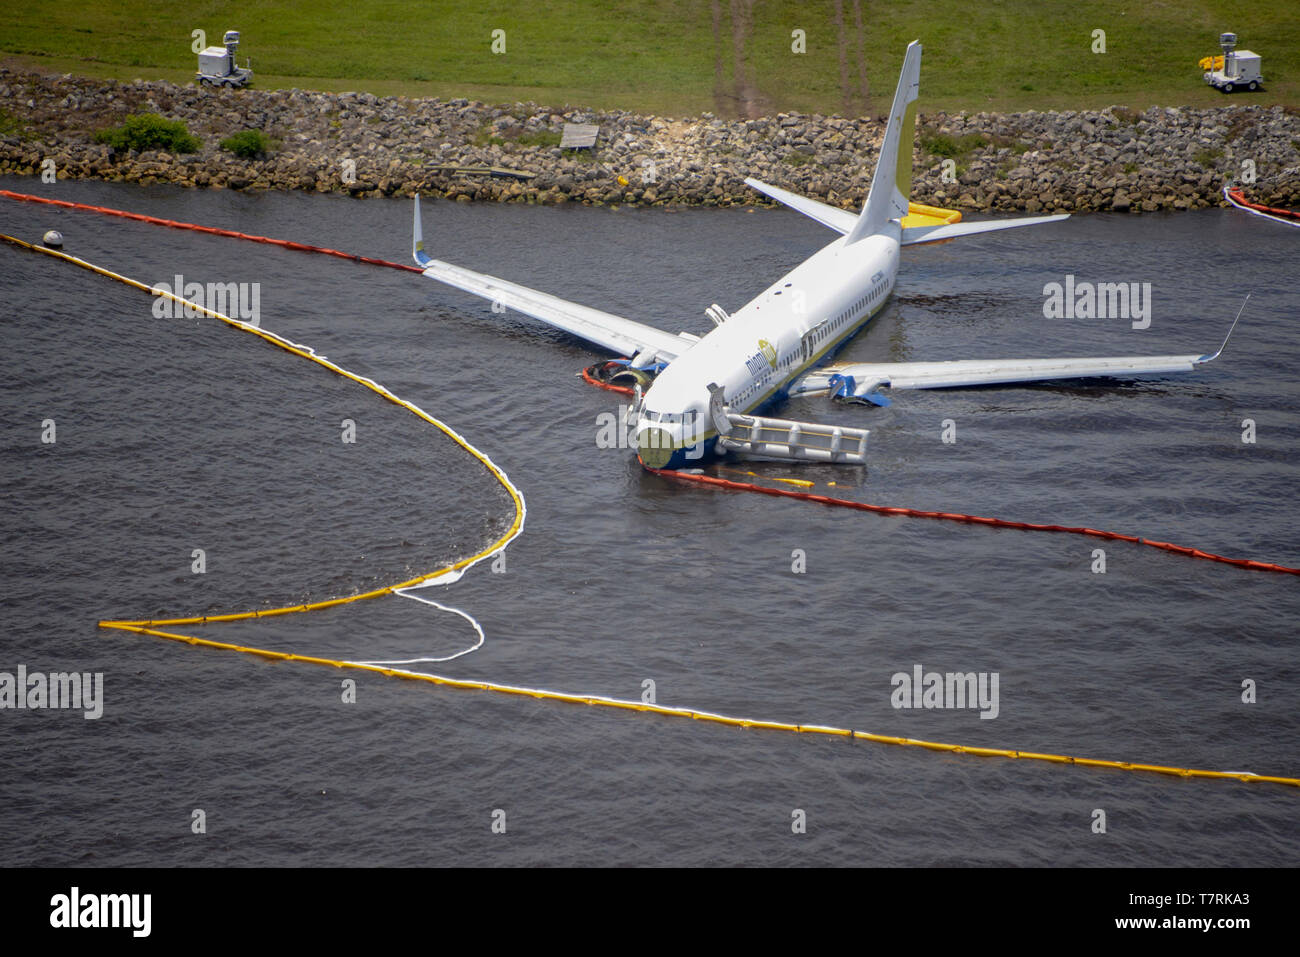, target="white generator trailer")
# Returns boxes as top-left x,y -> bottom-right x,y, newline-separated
1202,33 -> 1263,92
197,30 -> 253,88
